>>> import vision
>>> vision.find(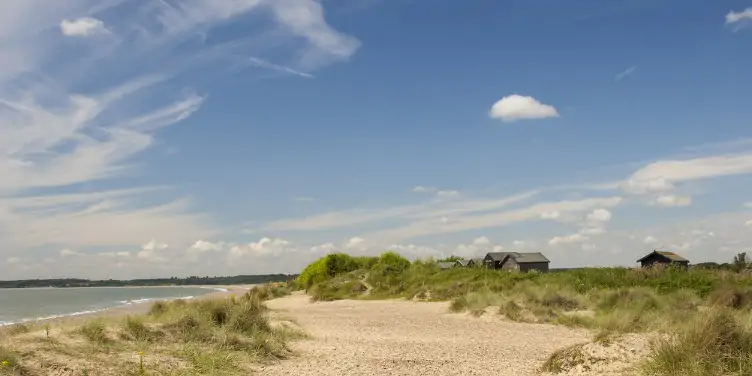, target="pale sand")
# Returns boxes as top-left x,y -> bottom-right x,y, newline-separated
256,292 -> 595,376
